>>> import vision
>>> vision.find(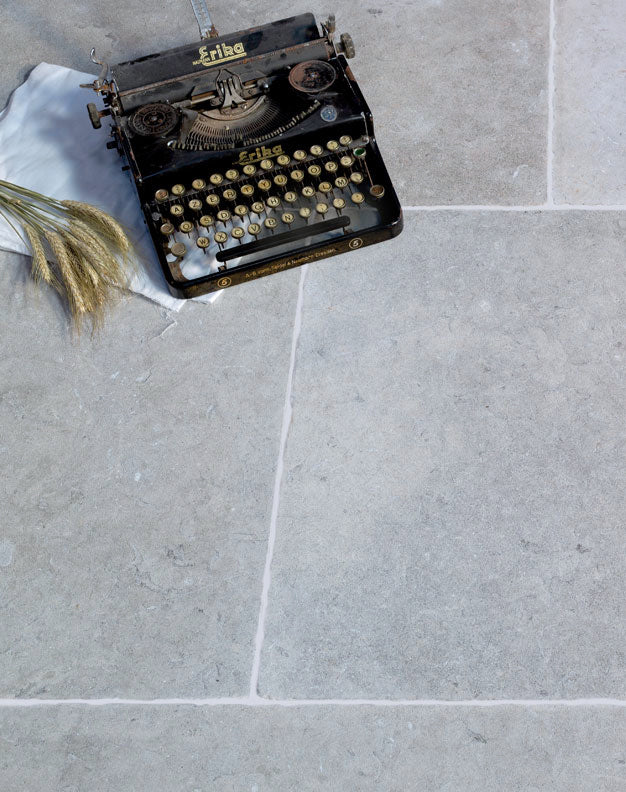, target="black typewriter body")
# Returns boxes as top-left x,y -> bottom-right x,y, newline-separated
85,13 -> 402,297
